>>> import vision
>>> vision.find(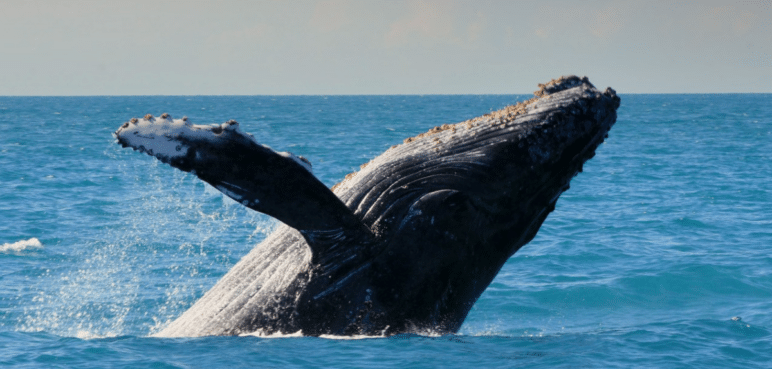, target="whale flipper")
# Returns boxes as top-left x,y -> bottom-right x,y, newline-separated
114,116 -> 374,258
